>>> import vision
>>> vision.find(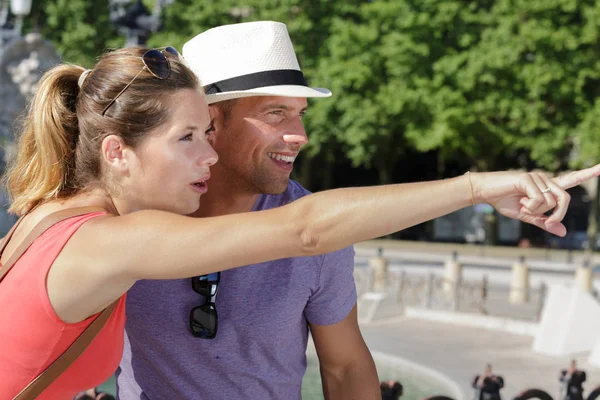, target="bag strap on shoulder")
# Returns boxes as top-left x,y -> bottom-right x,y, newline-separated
0,207 -> 106,283
0,206 -> 118,400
